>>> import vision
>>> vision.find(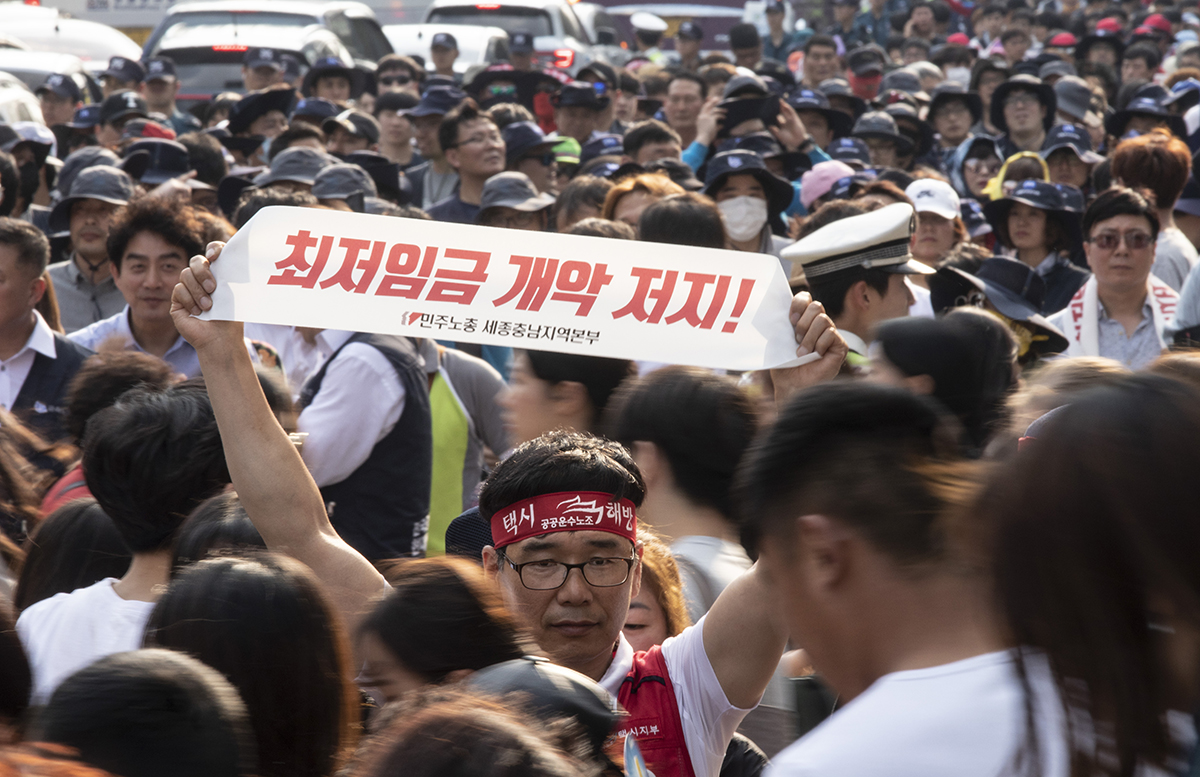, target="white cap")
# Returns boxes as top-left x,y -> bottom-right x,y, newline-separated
905,179 -> 961,221
631,11 -> 668,32
781,202 -> 934,279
